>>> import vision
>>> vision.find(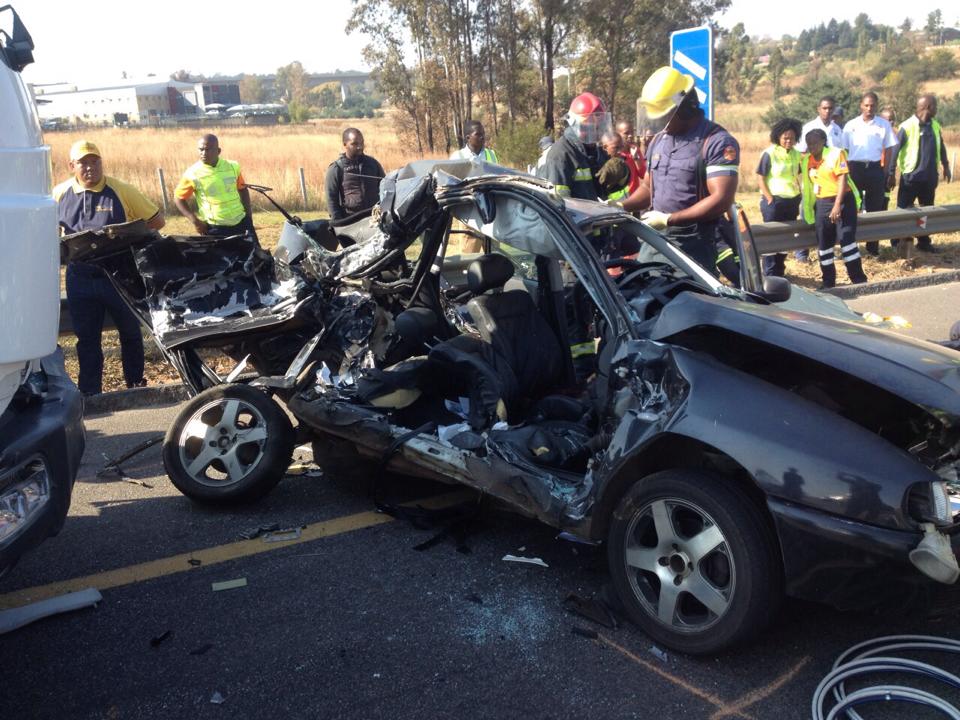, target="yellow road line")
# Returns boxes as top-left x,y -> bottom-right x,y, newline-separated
0,490 -> 473,610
